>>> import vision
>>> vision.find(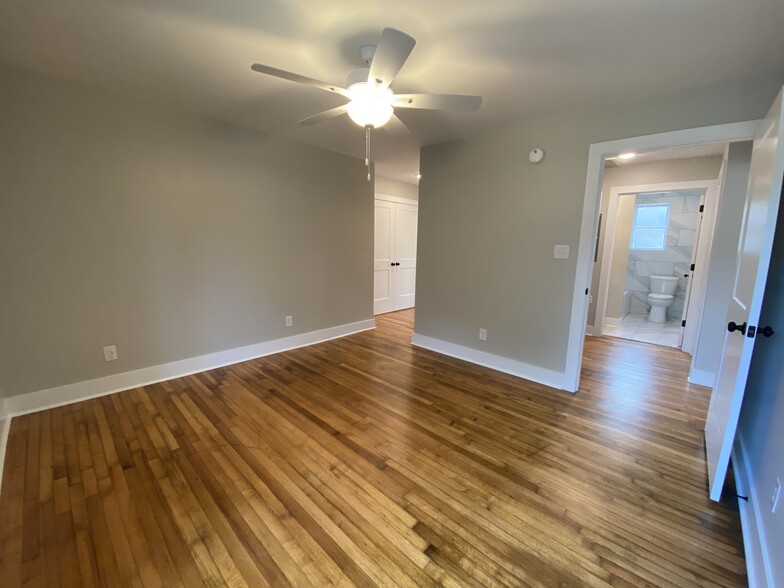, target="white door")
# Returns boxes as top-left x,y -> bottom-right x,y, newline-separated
705,86 -> 784,501
393,202 -> 418,310
374,200 -> 395,315
679,191 -> 707,353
